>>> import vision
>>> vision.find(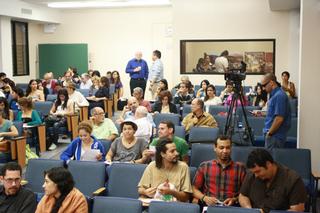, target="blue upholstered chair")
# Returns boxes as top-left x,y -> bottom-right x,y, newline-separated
92,196 -> 142,213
